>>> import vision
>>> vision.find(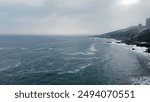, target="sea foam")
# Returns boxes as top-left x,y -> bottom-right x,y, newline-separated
131,76 -> 150,85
